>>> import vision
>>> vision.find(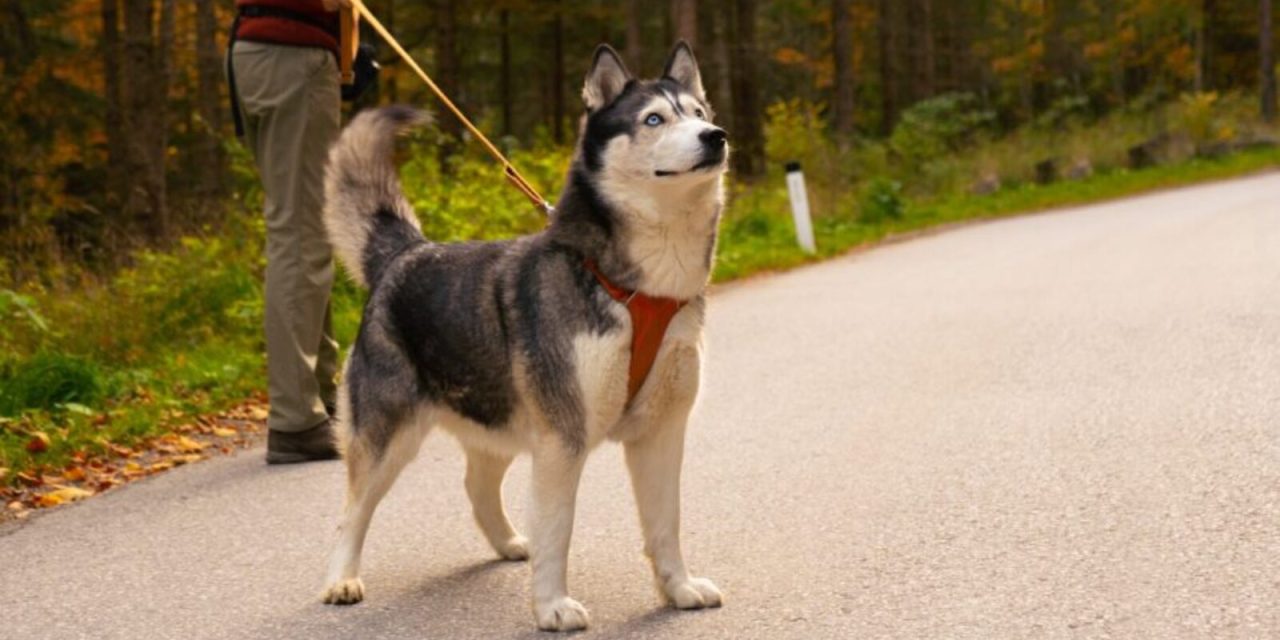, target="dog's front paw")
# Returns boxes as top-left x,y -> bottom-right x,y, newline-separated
534,596 -> 590,631
498,535 -> 529,561
664,576 -> 723,610
321,578 -> 365,605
